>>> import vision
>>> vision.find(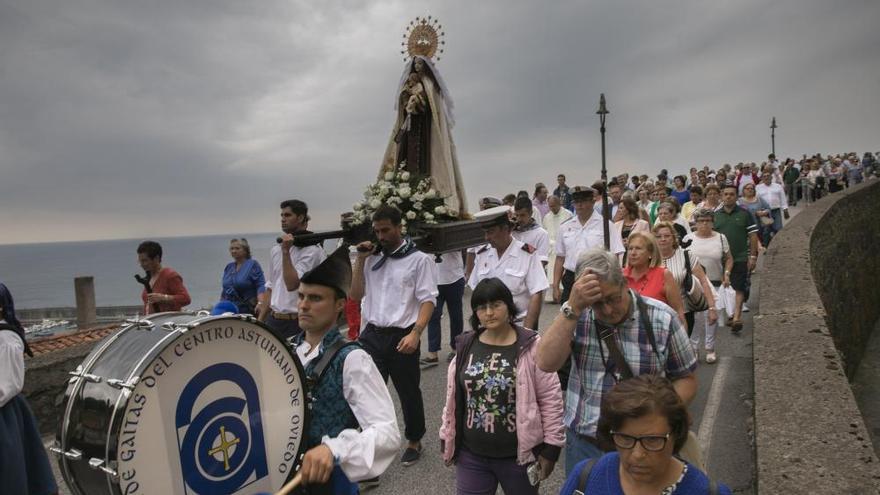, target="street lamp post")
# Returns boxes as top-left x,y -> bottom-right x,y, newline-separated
597,93 -> 610,250
770,117 -> 777,155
